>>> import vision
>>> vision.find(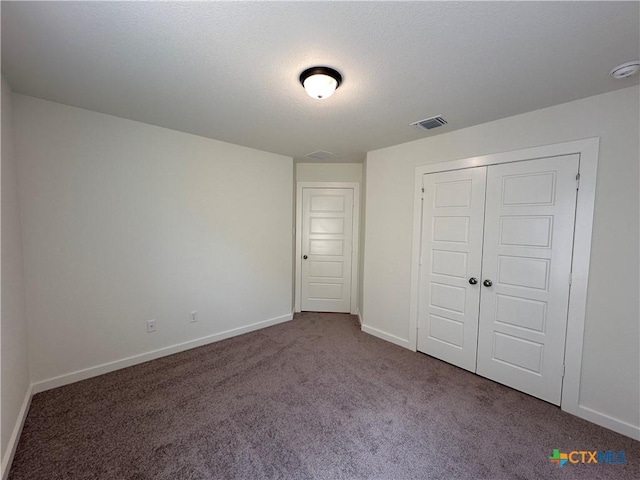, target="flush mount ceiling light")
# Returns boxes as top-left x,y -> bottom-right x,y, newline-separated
610,60 -> 640,79
299,66 -> 342,99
